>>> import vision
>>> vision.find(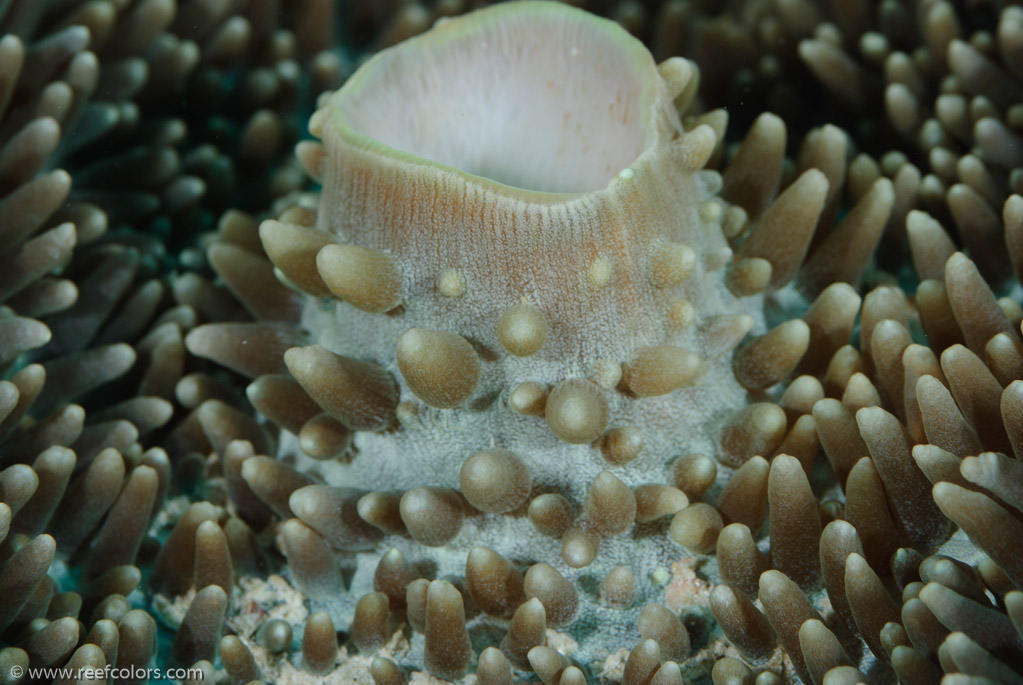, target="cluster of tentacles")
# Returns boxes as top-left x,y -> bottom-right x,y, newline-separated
0,0 -> 339,681
1,1 -> 1023,685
